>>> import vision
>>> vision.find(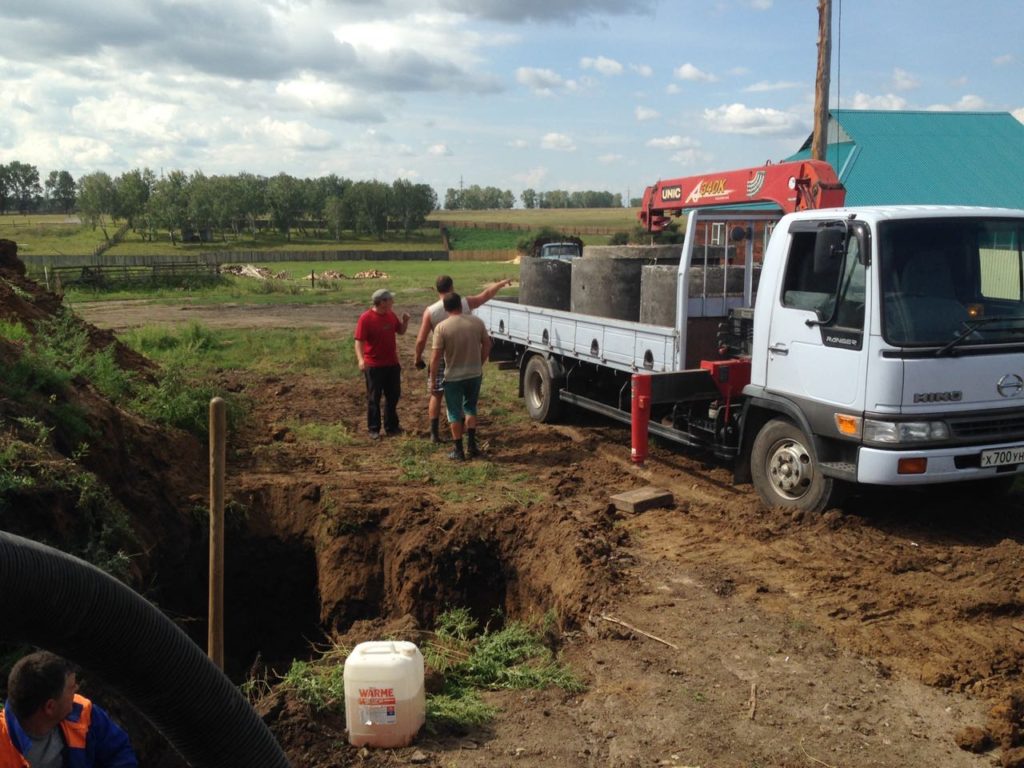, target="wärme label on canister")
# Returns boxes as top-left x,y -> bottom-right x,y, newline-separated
358,686 -> 397,725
